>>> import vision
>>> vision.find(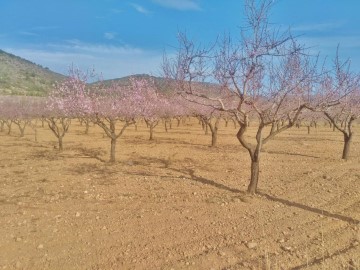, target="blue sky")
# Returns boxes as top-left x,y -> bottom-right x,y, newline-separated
1,0 -> 360,79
